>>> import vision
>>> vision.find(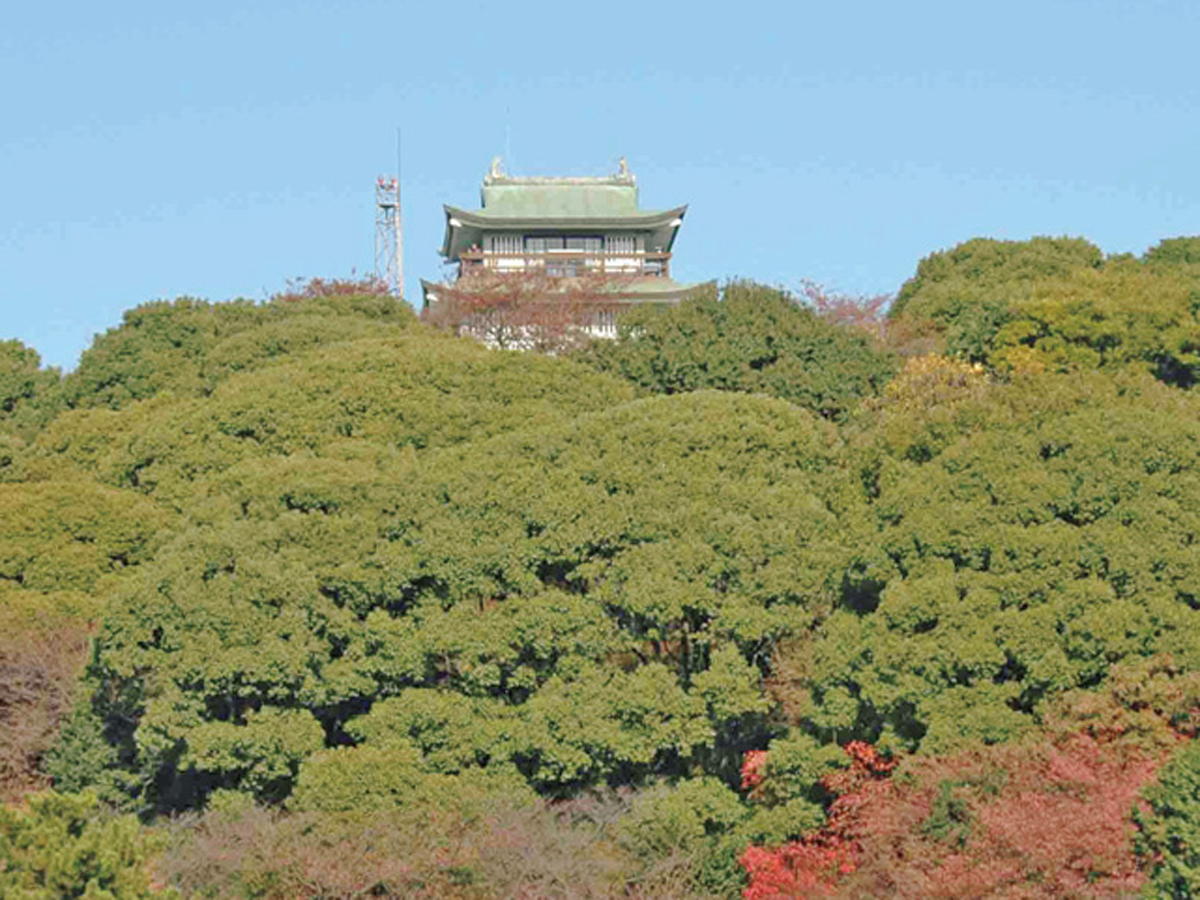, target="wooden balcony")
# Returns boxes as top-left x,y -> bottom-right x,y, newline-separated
458,250 -> 671,280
